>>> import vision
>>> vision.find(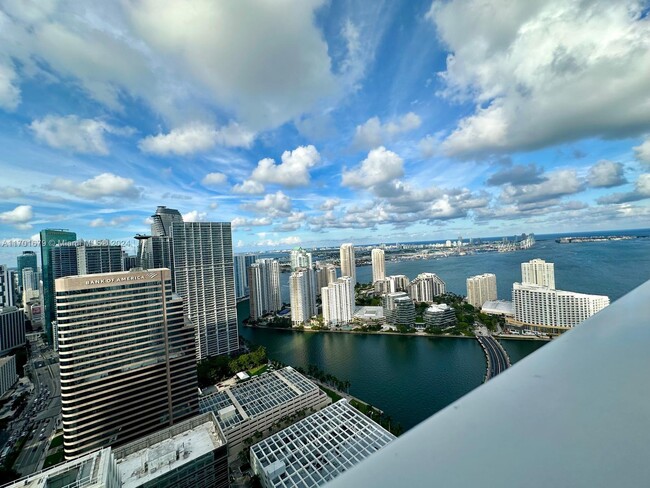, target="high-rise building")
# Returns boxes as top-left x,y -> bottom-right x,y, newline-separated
339,243 -> 356,285
315,264 -> 337,294
151,205 -> 183,237
135,206 -> 183,287
0,356 -> 18,398
21,267 -> 39,293
0,307 -> 26,355
16,251 -> 37,291
76,241 -> 123,274
121,252 -> 138,271
290,268 -> 317,326
55,269 -> 198,459
383,292 -> 409,324
234,254 -> 257,298
512,282 -> 609,333
172,221 -> 238,359
423,304 -> 457,330
322,276 -> 354,327
0,265 -> 14,307
40,229 -> 77,342
466,273 -> 498,308
51,243 -> 79,281
393,296 -> 415,328
290,248 -> 312,270
371,248 -> 386,283
248,259 -> 282,321
407,273 -> 446,303
521,258 -> 555,289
